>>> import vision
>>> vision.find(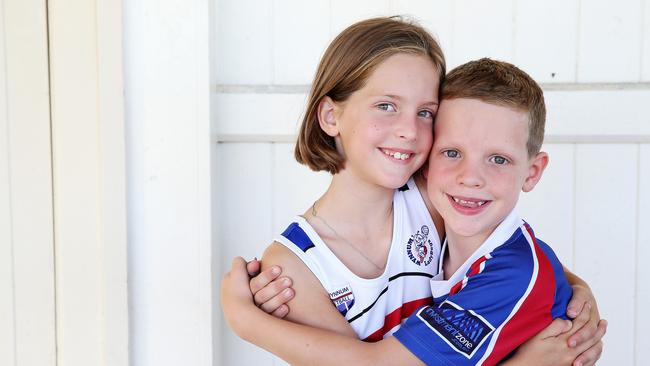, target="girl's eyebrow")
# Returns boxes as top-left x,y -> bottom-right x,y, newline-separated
380,94 -> 439,106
